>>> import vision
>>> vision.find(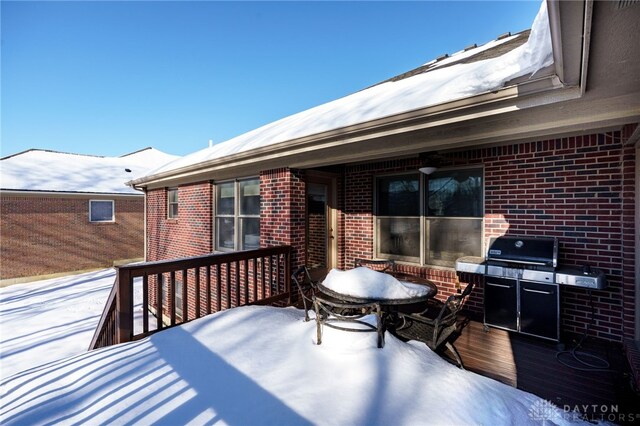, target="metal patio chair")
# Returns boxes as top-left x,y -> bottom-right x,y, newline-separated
291,265 -> 319,322
313,294 -> 385,348
390,281 -> 474,368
